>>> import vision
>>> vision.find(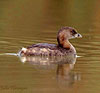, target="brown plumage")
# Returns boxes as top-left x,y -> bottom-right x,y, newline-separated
19,26 -> 82,56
